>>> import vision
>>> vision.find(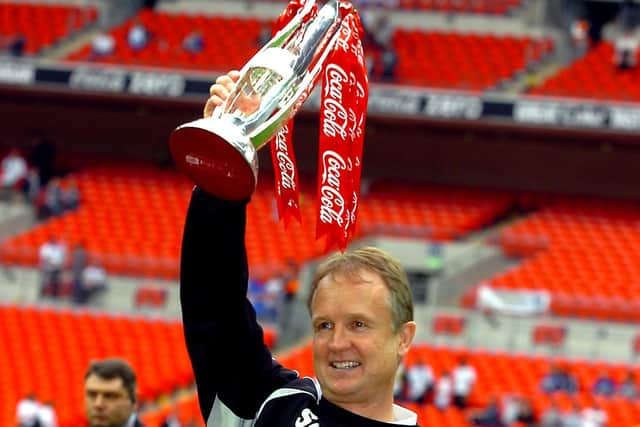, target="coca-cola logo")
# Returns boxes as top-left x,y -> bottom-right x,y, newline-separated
276,151 -> 295,190
323,64 -> 349,140
323,98 -> 348,140
274,126 -> 296,191
335,19 -> 353,52
319,150 -> 347,226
